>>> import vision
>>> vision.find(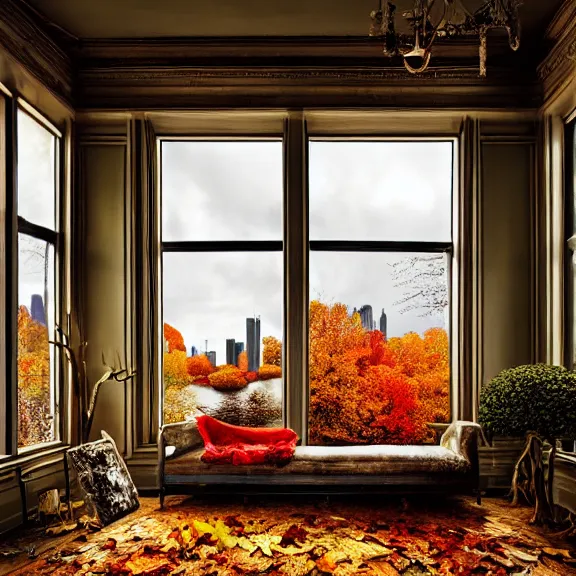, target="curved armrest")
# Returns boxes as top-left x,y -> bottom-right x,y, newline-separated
440,421 -> 481,470
159,420 -> 204,460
